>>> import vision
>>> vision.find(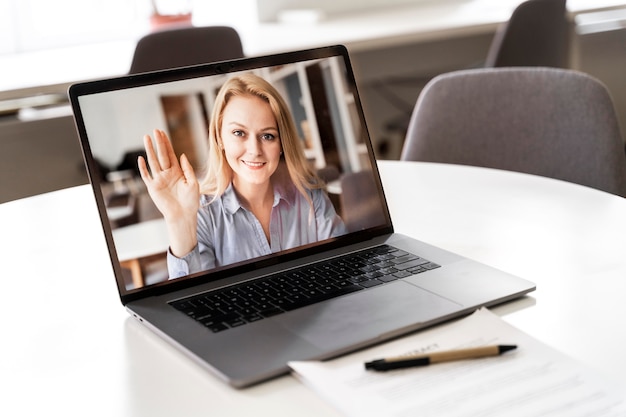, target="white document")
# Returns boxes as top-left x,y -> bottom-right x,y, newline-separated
289,308 -> 626,417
